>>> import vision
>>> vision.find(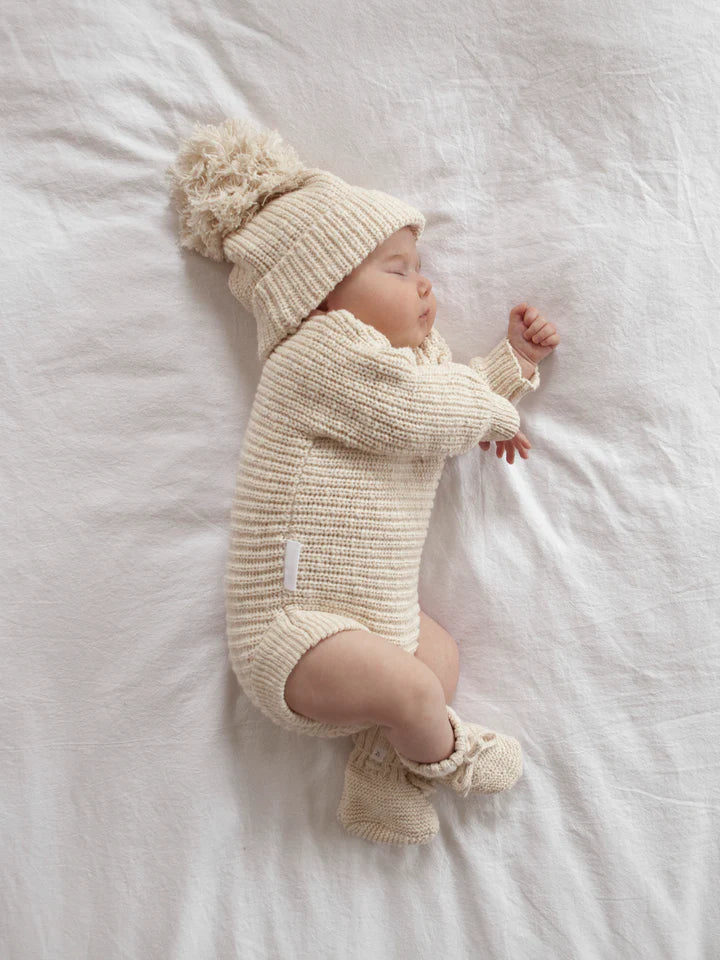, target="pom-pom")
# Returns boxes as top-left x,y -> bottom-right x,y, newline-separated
165,117 -> 310,262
